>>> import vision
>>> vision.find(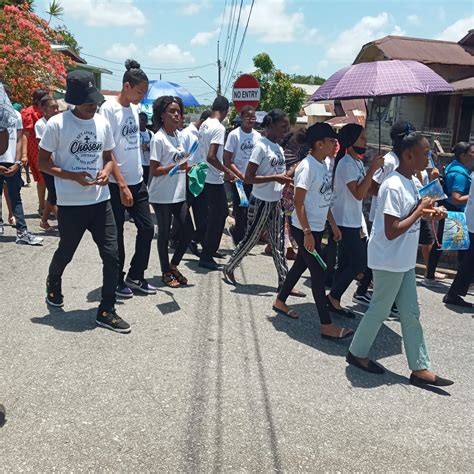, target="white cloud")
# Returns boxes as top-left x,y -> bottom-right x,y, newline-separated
134,28 -> 145,38
147,44 -> 195,65
325,13 -> 404,64
61,0 -> 145,27
289,65 -> 301,72
106,42 -> 195,66
181,0 -> 209,16
191,29 -> 218,46
436,16 -> 474,41
407,14 -> 420,25
106,42 -> 139,60
218,0 -> 316,44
